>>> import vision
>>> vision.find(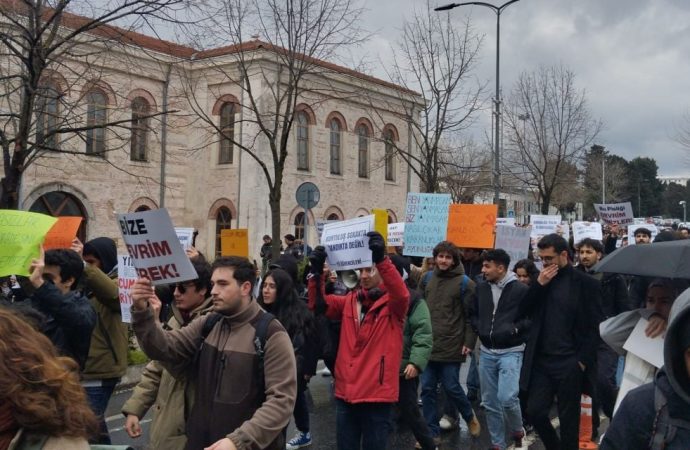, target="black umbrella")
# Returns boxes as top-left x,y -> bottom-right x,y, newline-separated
594,239 -> 690,279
